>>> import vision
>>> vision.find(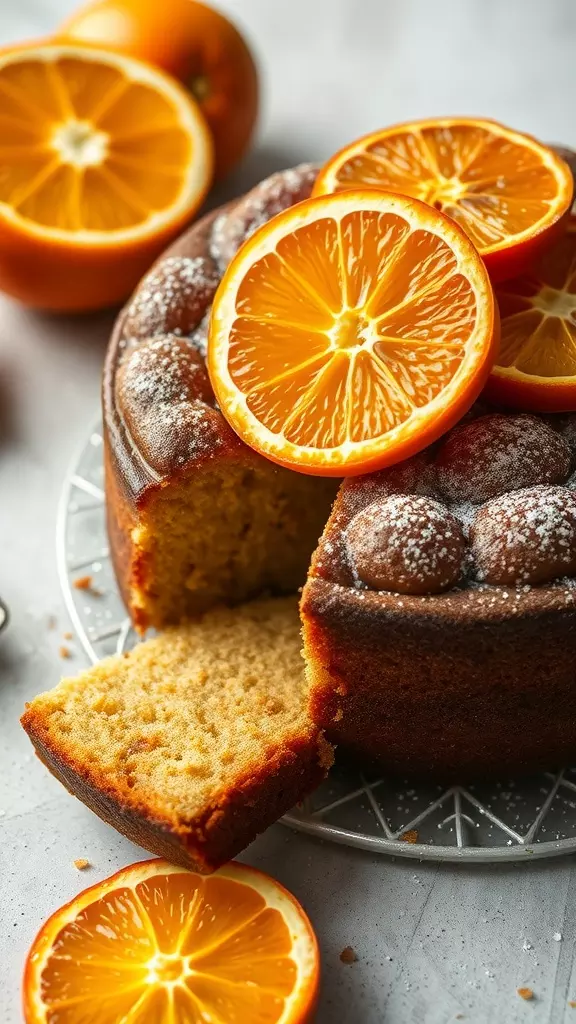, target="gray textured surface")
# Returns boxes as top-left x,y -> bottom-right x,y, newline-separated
2,0 -> 576,1021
